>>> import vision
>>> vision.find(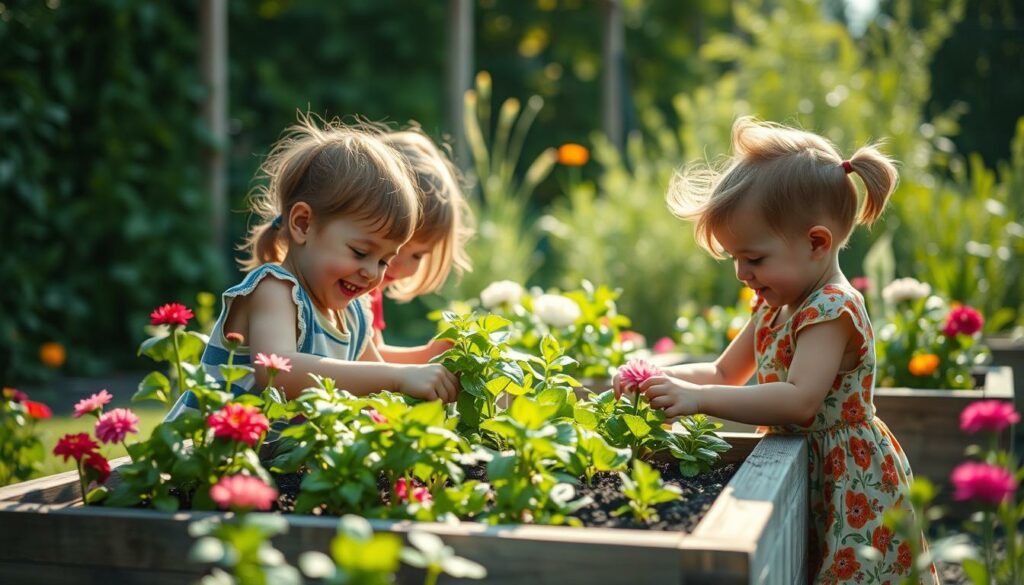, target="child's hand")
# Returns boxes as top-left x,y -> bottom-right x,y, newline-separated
641,376 -> 702,421
612,371 -> 637,401
397,364 -> 459,403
